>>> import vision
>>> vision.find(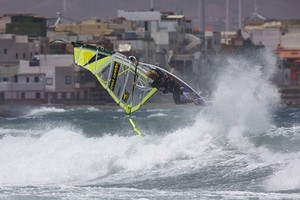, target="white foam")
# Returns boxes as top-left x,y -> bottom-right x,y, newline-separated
85,107 -> 100,112
0,115 -> 219,186
207,58 -> 300,192
203,54 -> 300,192
210,57 -> 279,135
0,128 -> 39,136
147,113 -> 168,118
146,108 -> 171,112
26,107 -> 67,116
264,154 -> 300,191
